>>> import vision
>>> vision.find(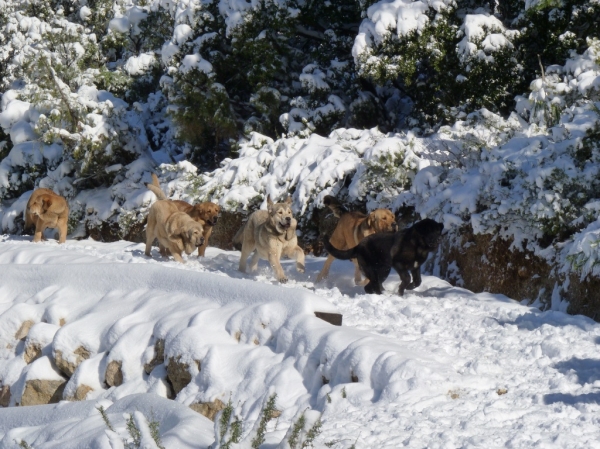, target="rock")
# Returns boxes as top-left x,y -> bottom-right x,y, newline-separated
105,360 -> 123,387
65,384 -> 94,401
314,312 -> 342,326
21,379 -> 66,406
144,339 -> 165,374
189,399 -> 225,421
24,342 -> 42,364
54,346 -> 91,377
0,385 -> 10,407
166,357 -> 200,396
15,320 -> 35,340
